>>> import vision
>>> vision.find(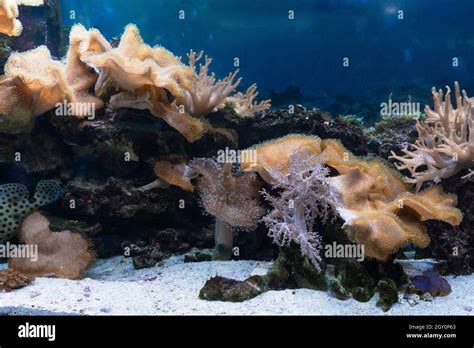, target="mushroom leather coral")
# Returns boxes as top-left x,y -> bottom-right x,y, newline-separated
240,134 -> 322,184
4,46 -> 72,116
65,24 -> 111,117
0,26 -> 111,133
0,0 -> 43,36
81,24 -> 206,142
322,140 -> 462,260
9,212 -> 94,279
